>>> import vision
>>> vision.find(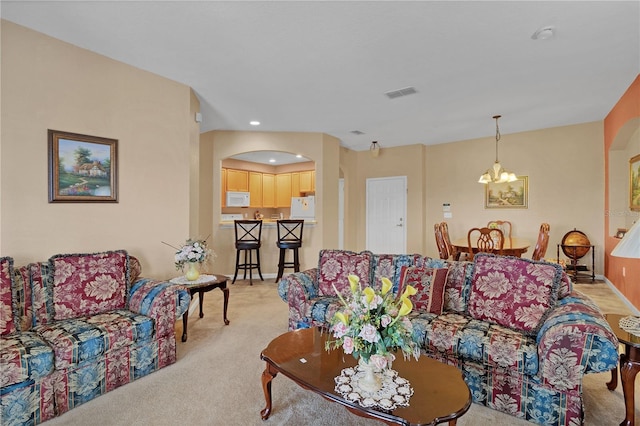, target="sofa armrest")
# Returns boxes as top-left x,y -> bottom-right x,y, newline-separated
277,268 -> 318,330
128,278 -> 191,338
277,268 -> 318,302
536,291 -> 619,392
